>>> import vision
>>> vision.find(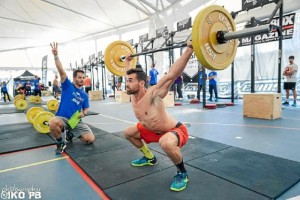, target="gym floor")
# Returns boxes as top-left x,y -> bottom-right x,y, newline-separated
0,97 -> 300,200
